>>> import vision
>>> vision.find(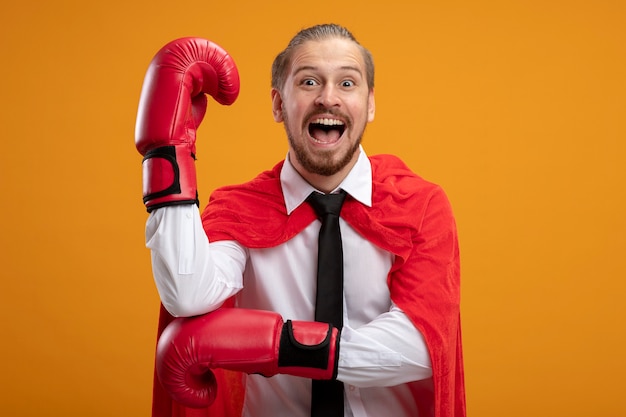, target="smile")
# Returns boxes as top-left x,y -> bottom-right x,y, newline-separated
308,118 -> 346,144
